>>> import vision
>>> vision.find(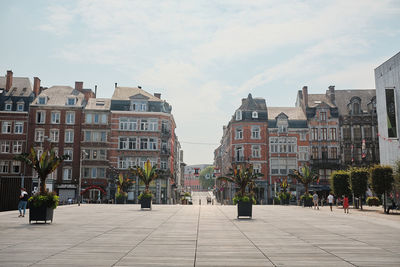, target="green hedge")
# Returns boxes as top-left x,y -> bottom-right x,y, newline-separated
366,196 -> 381,206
